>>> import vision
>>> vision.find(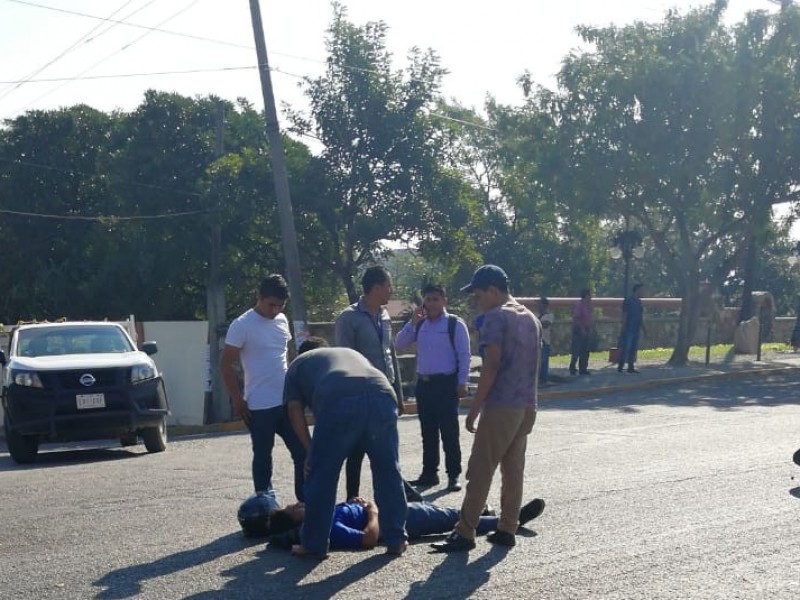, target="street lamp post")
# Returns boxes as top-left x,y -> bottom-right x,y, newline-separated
608,229 -> 644,297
